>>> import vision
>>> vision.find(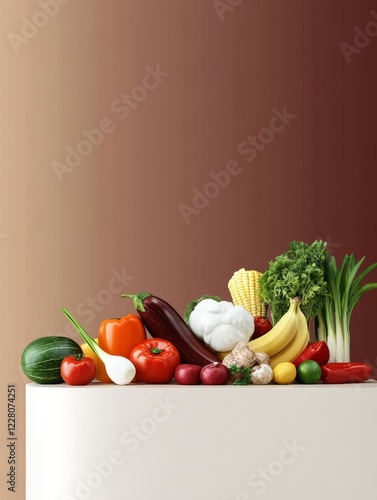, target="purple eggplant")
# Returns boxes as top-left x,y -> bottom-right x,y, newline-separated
122,293 -> 219,366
